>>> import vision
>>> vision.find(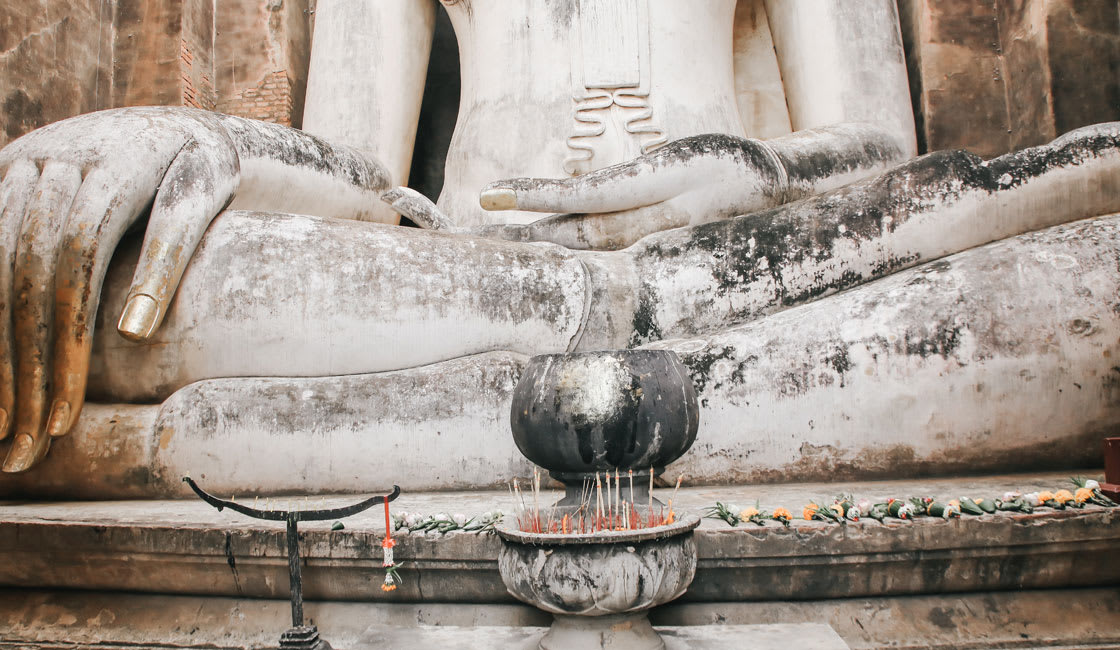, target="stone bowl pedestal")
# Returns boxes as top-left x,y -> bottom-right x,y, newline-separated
496,511 -> 700,650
